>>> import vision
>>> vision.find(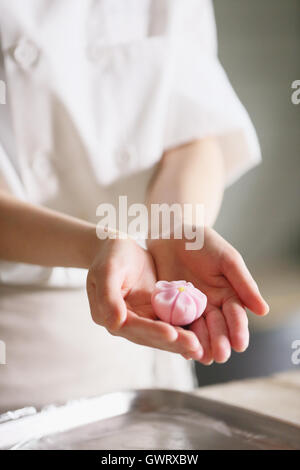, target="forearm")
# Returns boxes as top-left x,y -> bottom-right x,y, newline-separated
0,191 -> 101,268
146,137 -> 225,230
